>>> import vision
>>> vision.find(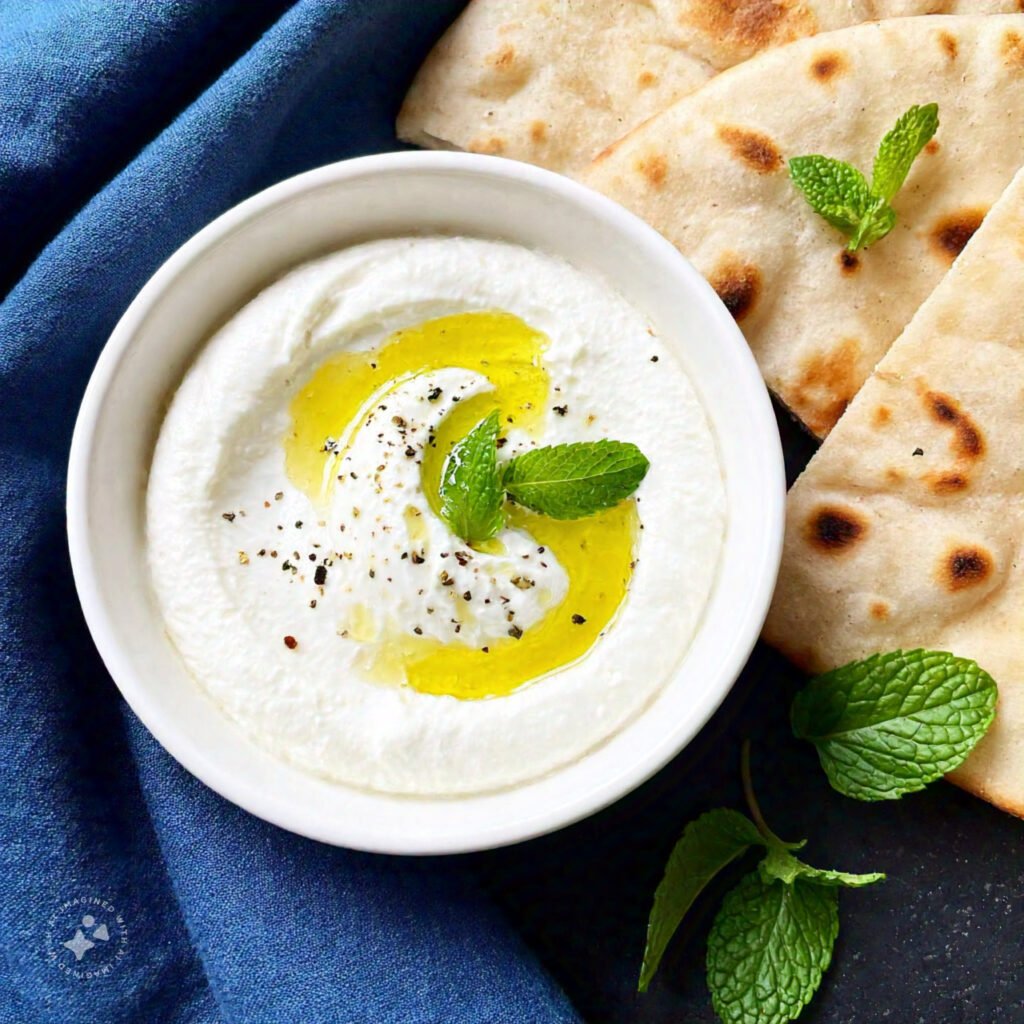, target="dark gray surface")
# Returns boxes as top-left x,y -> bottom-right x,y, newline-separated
473,404 -> 1024,1023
